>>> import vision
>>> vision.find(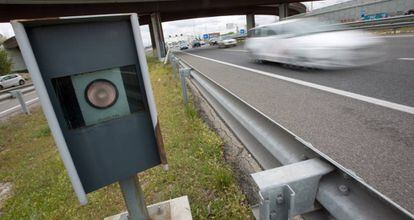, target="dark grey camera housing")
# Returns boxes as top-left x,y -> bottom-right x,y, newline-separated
13,14 -> 167,200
